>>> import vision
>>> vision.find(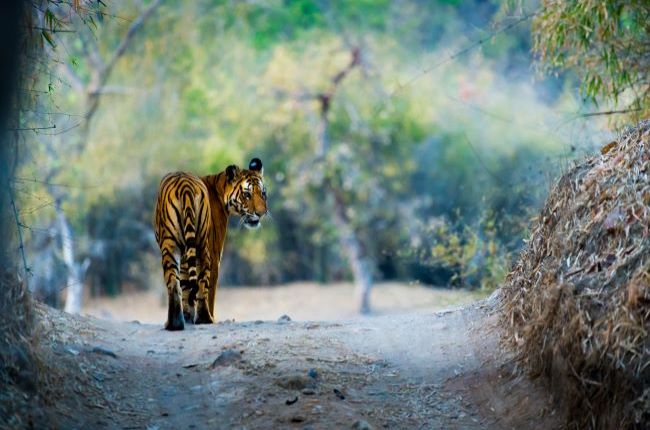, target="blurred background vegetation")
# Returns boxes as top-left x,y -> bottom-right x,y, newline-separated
14,0 -> 641,315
